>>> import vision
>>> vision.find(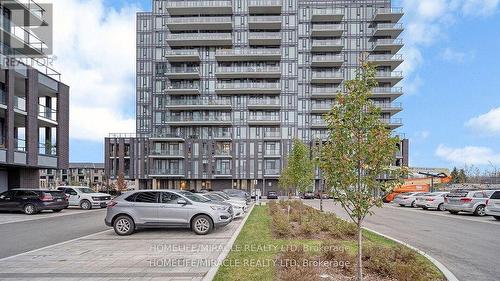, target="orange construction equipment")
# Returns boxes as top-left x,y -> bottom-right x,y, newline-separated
384,174 -> 452,202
